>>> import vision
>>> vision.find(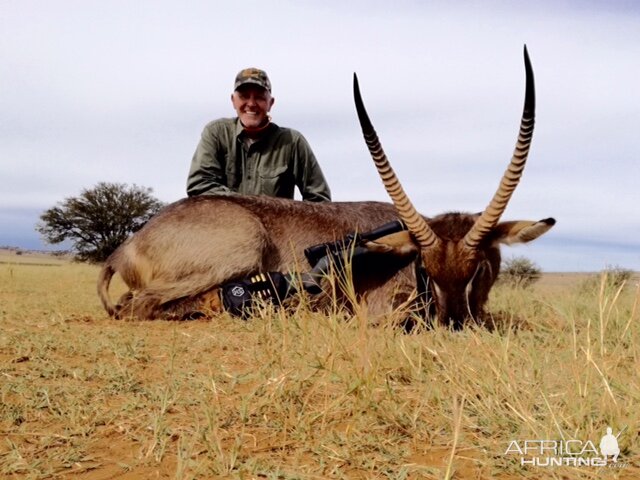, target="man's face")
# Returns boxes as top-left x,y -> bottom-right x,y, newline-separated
231,85 -> 275,129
